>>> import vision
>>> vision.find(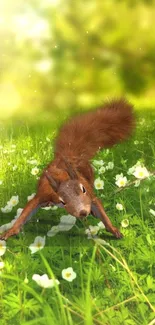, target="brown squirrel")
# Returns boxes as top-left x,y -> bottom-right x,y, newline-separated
0,98 -> 135,240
